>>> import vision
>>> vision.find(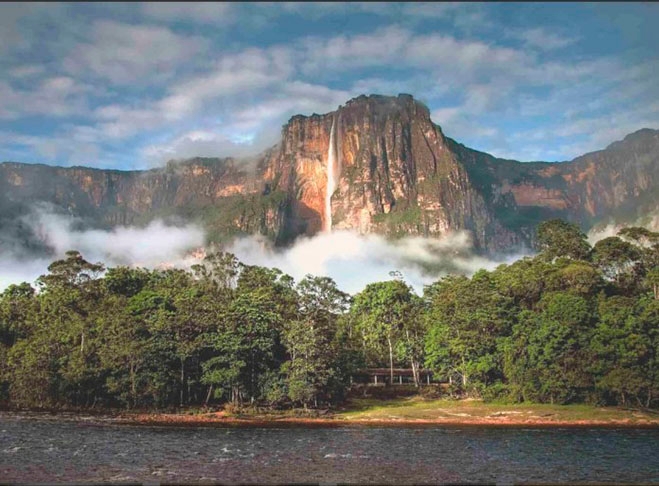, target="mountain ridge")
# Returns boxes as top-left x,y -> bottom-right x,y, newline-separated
1,93 -> 658,256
